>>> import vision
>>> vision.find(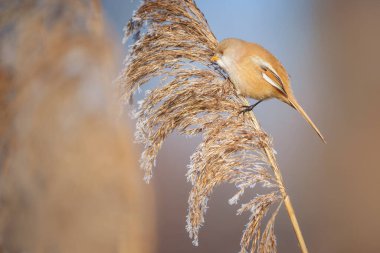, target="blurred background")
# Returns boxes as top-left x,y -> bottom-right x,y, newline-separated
1,0 -> 379,253
102,0 -> 380,252
0,1 -> 154,252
